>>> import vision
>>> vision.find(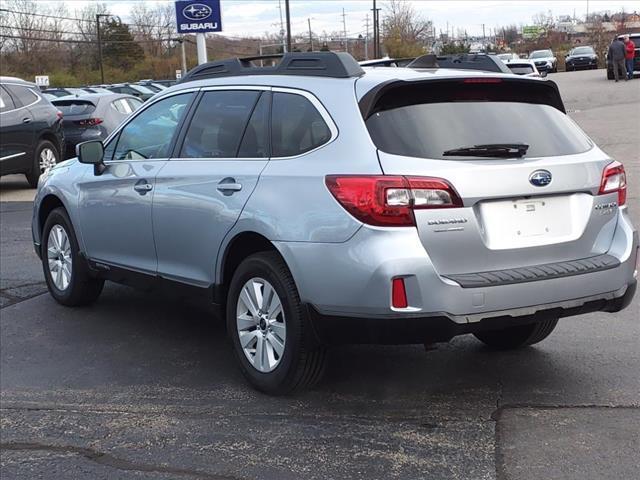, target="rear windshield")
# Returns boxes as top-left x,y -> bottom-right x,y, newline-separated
366,102 -> 592,159
508,64 -> 535,75
52,100 -> 96,116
